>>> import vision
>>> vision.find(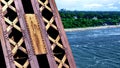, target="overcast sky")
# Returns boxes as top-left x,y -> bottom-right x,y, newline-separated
55,0 -> 120,11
